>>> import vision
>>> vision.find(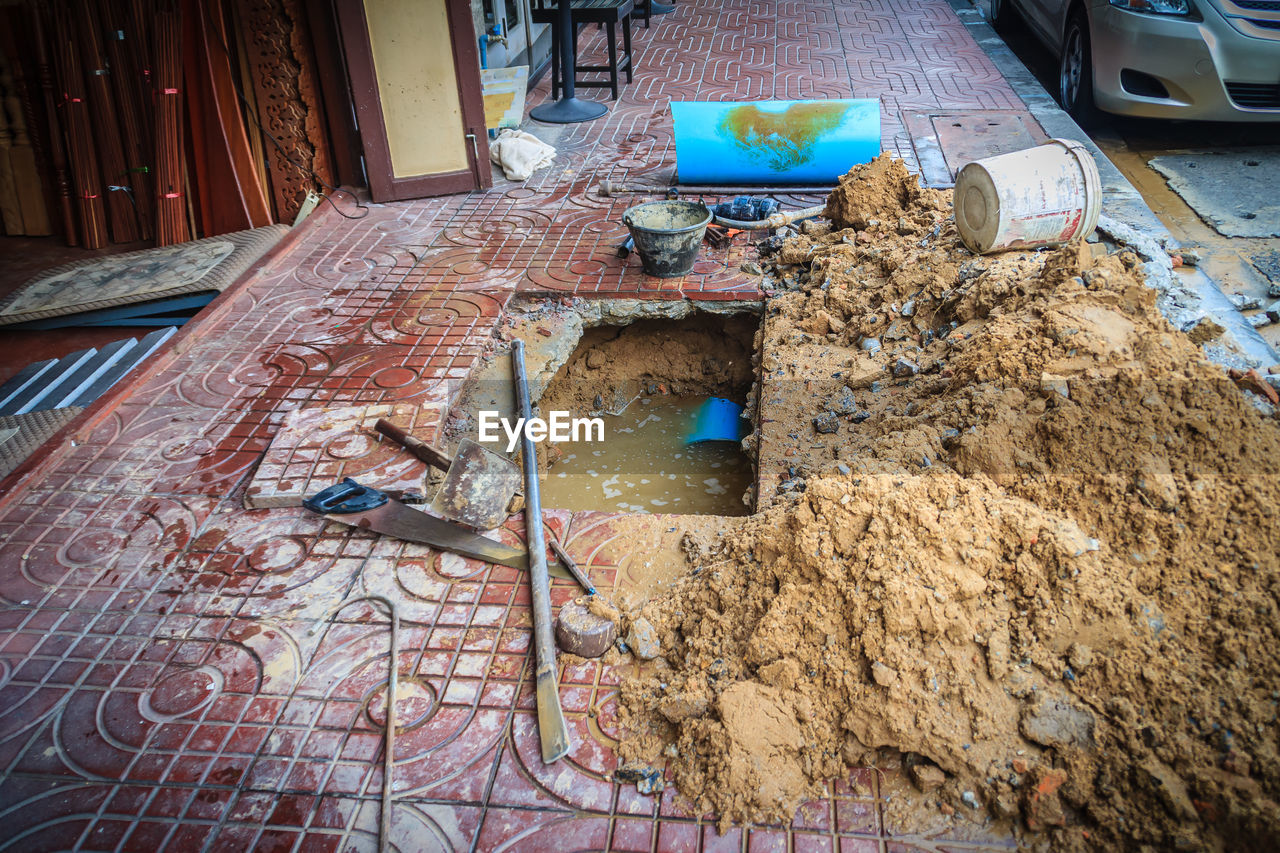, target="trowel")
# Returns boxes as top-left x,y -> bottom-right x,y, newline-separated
374,419 -> 520,530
